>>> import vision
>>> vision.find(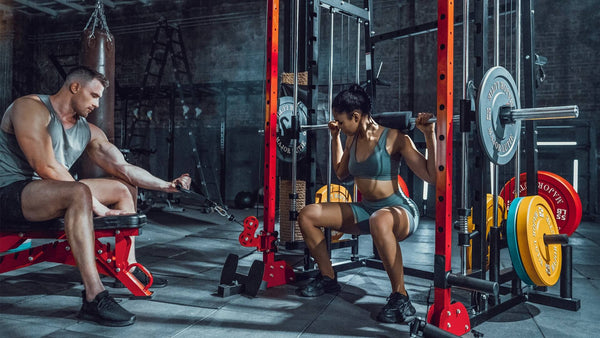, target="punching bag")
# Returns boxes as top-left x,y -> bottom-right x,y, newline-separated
78,2 -> 115,178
